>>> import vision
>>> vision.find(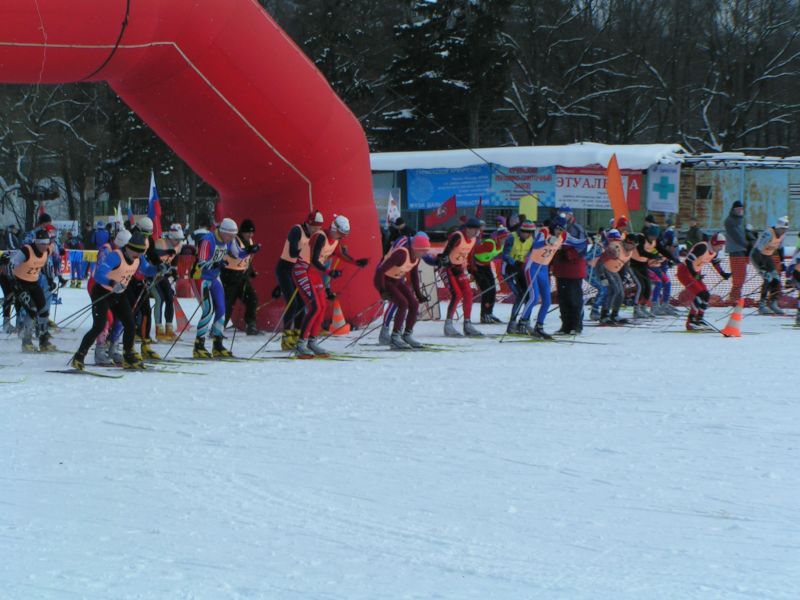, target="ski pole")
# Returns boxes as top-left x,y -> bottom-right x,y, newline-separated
162,300 -> 203,360
248,288 -> 298,359
499,259 -> 546,343
56,288 -> 116,328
